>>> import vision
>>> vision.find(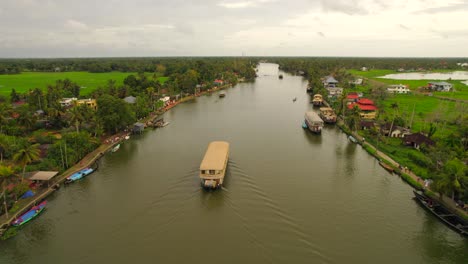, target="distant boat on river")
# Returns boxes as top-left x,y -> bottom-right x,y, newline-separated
279,74 -> 283,79
219,92 -> 226,98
